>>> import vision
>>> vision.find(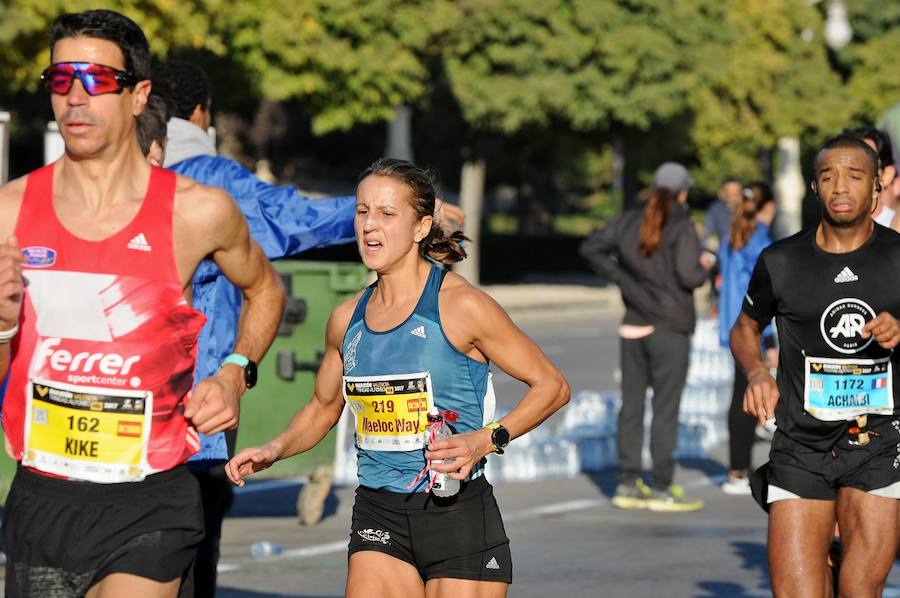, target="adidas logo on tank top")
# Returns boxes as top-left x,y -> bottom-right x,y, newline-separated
127,233 -> 152,252
834,267 -> 858,283
410,325 -> 426,339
